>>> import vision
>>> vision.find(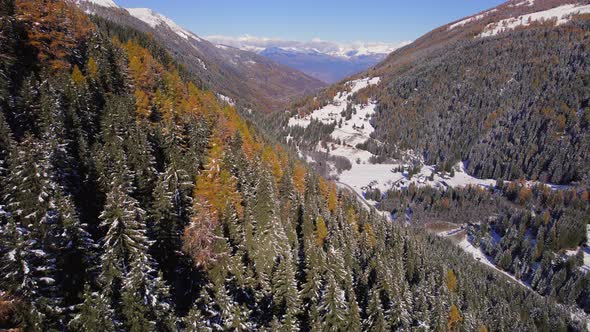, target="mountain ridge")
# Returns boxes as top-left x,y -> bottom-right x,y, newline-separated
75,0 -> 326,112
207,36 -> 410,83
